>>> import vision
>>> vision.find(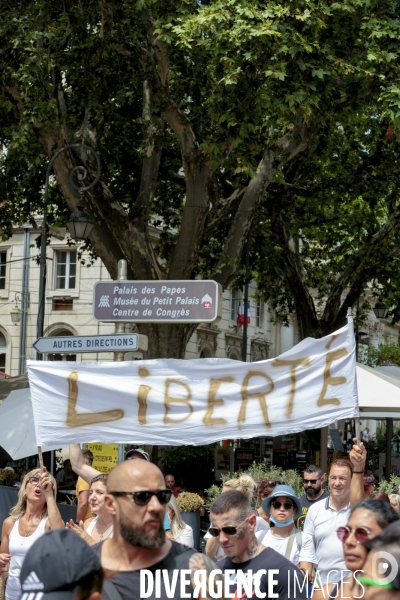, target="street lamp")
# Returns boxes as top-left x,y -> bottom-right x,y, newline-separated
10,305 -> 23,324
66,205 -> 95,240
373,300 -> 389,320
37,143 -> 101,360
